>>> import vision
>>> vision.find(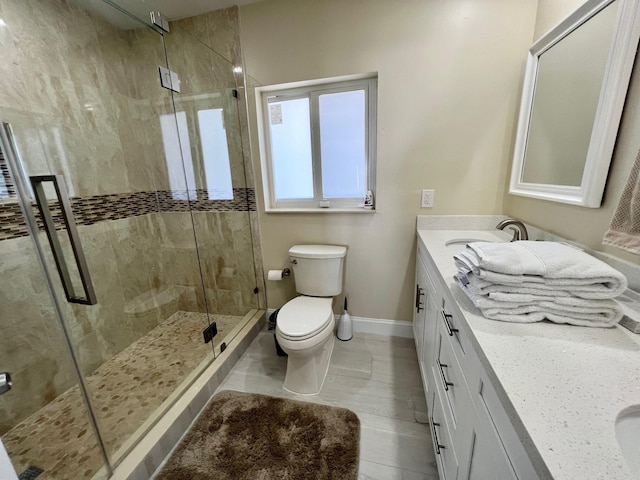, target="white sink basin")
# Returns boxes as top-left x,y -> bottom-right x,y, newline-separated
615,407 -> 640,472
444,238 -> 487,247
